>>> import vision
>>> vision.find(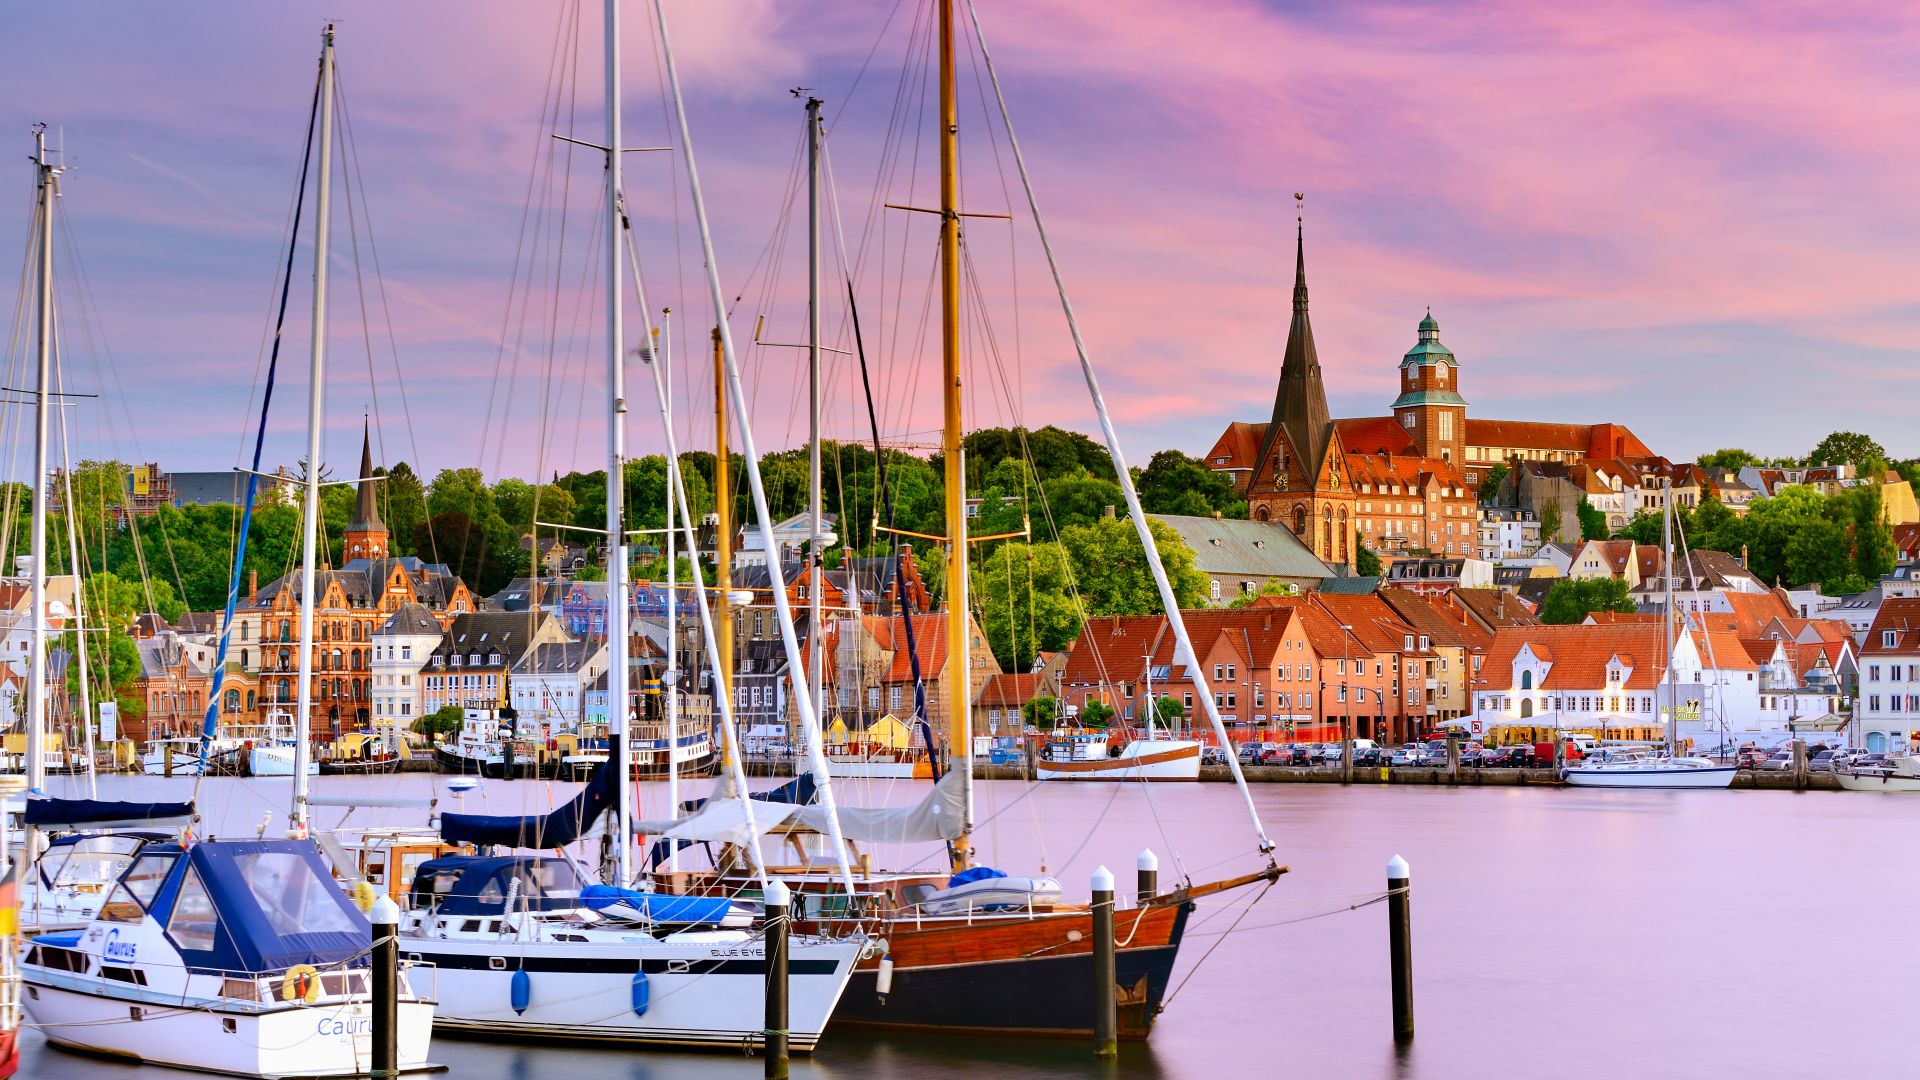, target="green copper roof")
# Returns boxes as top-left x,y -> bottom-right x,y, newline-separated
1402,309 -> 1455,367
1390,389 -> 1469,408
